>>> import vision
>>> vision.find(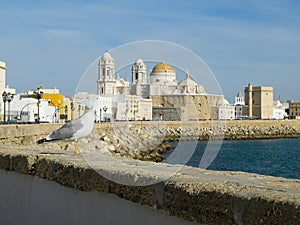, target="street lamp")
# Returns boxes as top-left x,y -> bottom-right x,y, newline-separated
99,108 -> 102,123
78,105 -> 81,117
64,105 -> 68,123
103,106 -> 107,122
2,91 -> 7,122
70,101 -> 75,120
7,93 -> 14,122
33,87 -> 43,123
